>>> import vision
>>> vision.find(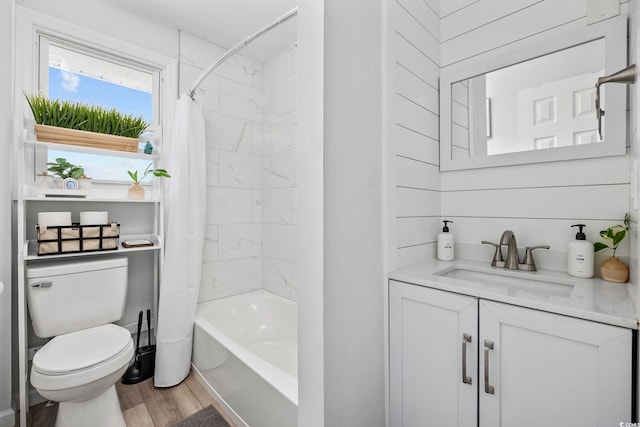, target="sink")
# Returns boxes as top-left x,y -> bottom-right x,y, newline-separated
433,265 -> 575,298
